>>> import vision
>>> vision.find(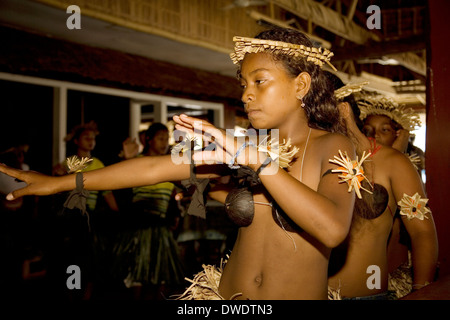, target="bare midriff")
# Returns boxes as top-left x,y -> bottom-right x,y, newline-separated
218,203 -> 330,300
